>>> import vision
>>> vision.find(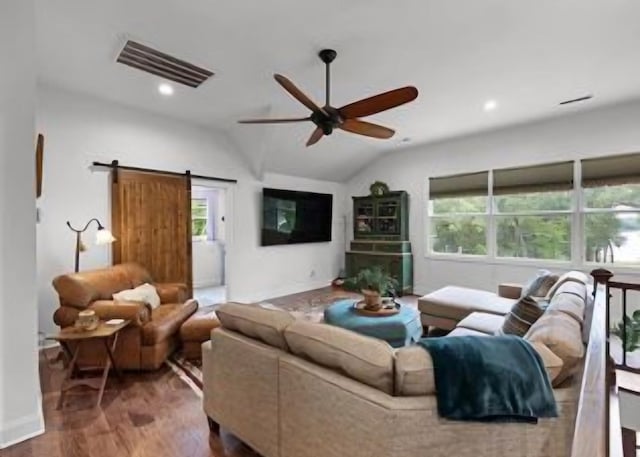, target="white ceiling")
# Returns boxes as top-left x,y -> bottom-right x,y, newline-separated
37,0 -> 640,182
